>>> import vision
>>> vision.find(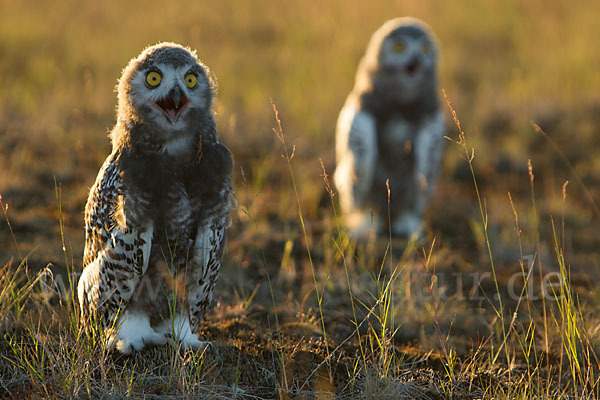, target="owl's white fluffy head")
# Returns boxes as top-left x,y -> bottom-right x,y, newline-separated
355,17 -> 439,103
115,42 -> 216,136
